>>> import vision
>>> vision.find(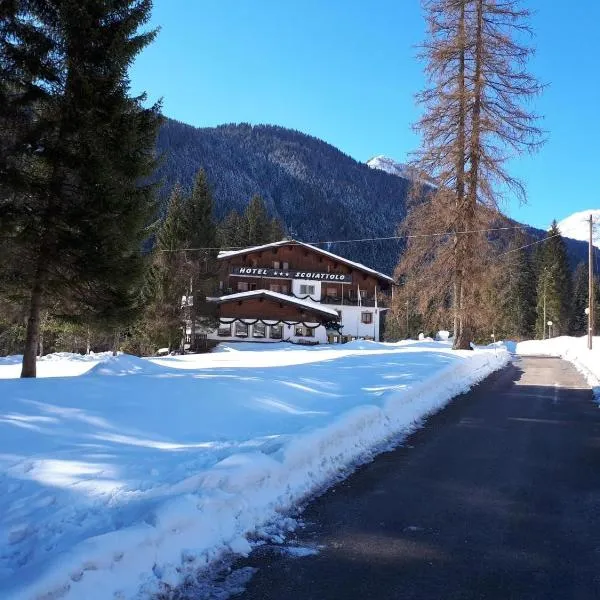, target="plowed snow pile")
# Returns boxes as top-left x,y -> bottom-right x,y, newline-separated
0,341 -> 508,599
